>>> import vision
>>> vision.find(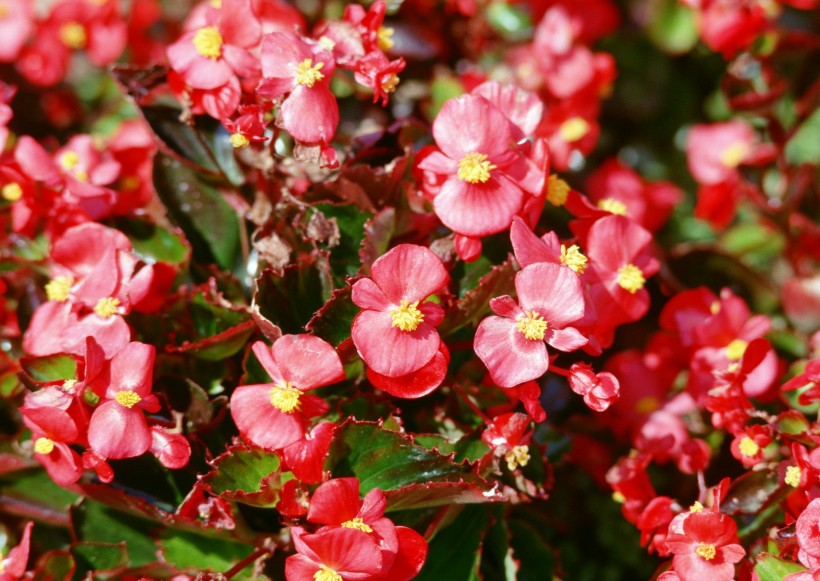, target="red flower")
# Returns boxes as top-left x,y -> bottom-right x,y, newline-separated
568,362 -> 620,412
230,336 -> 344,450
0,0 -> 33,63
281,422 -> 338,483
285,526 -> 385,581
0,522 -> 33,580
665,511 -> 745,581
257,32 -> 339,145
87,341 -> 161,460
686,120 -> 756,186
475,261 -> 587,388
166,0 -> 261,90
482,412 -> 533,471
21,404 -> 84,485
795,498 -> 820,569
351,244 -> 449,381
